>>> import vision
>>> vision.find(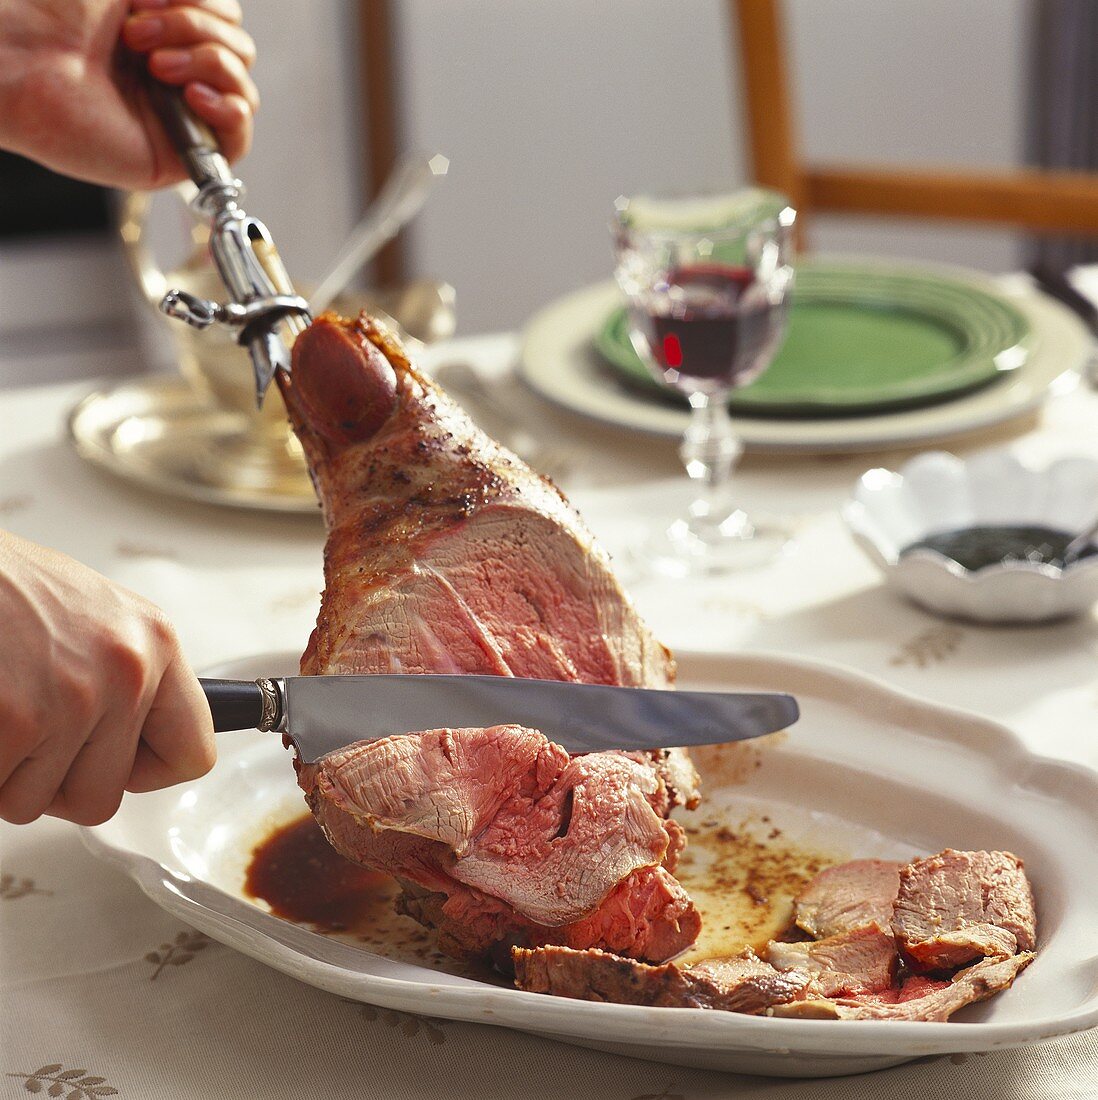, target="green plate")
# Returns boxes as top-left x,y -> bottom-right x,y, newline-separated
595,260 -> 1031,416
